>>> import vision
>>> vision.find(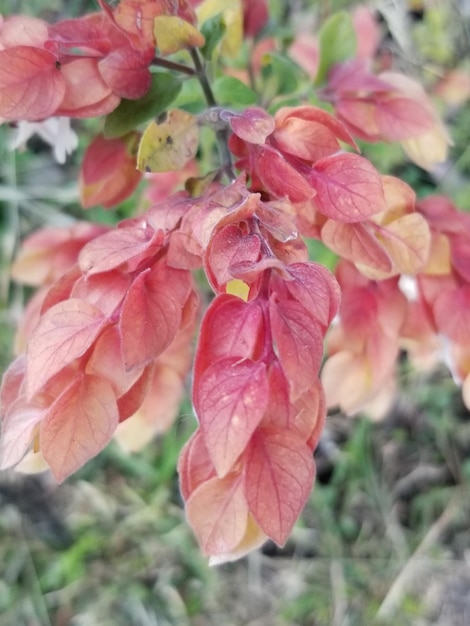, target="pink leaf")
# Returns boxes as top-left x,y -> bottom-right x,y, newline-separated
55,57 -> 120,118
293,379 -> 326,448
120,261 -> 192,369
279,262 -> 341,329
256,147 -> 315,203
321,220 -> 393,272
0,355 -> 26,414
98,47 -> 151,99
226,107 -> 275,144
26,299 -> 107,398
273,105 -> 358,162
79,225 -> 161,275
311,153 -> 386,222
71,270 -> 130,317
434,286 -> 470,345
0,398 -> 44,470
260,360 -> 292,431
244,429 -> 314,546
178,429 -> 216,501
41,373 -> 118,481
269,297 -> 324,399
376,96 -> 436,141
194,357 -> 269,477
194,295 -> 265,383
206,224 -> 261,290
0,46 -> 65,121
186,473 -> 249,556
